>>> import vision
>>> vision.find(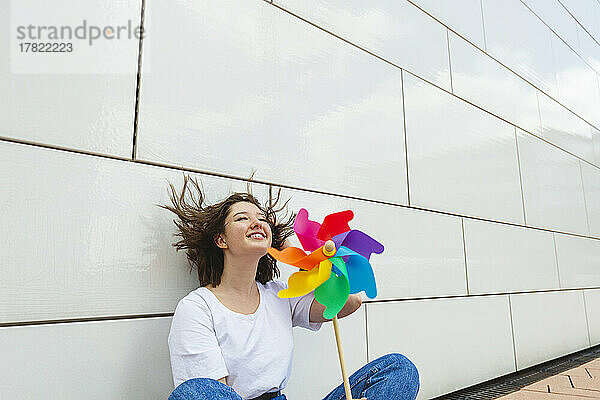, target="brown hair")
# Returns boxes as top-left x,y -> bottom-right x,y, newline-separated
159,174 -> 296,287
